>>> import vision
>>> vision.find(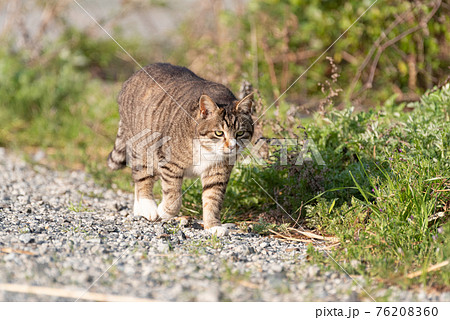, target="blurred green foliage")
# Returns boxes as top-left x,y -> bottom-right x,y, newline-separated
174,0 -> 449,108
58,27 -> 148,81
0,43 -> 133,190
